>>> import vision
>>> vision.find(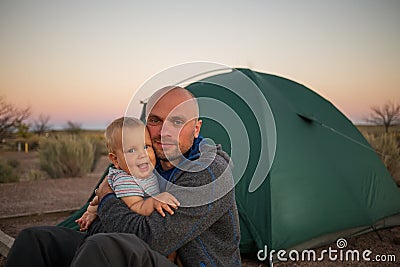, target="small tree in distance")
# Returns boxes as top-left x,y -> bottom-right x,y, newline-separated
0,96 -> 31,139
64,121 -> 82,135
33,114 -> 52,135
367,102 -> 400,133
